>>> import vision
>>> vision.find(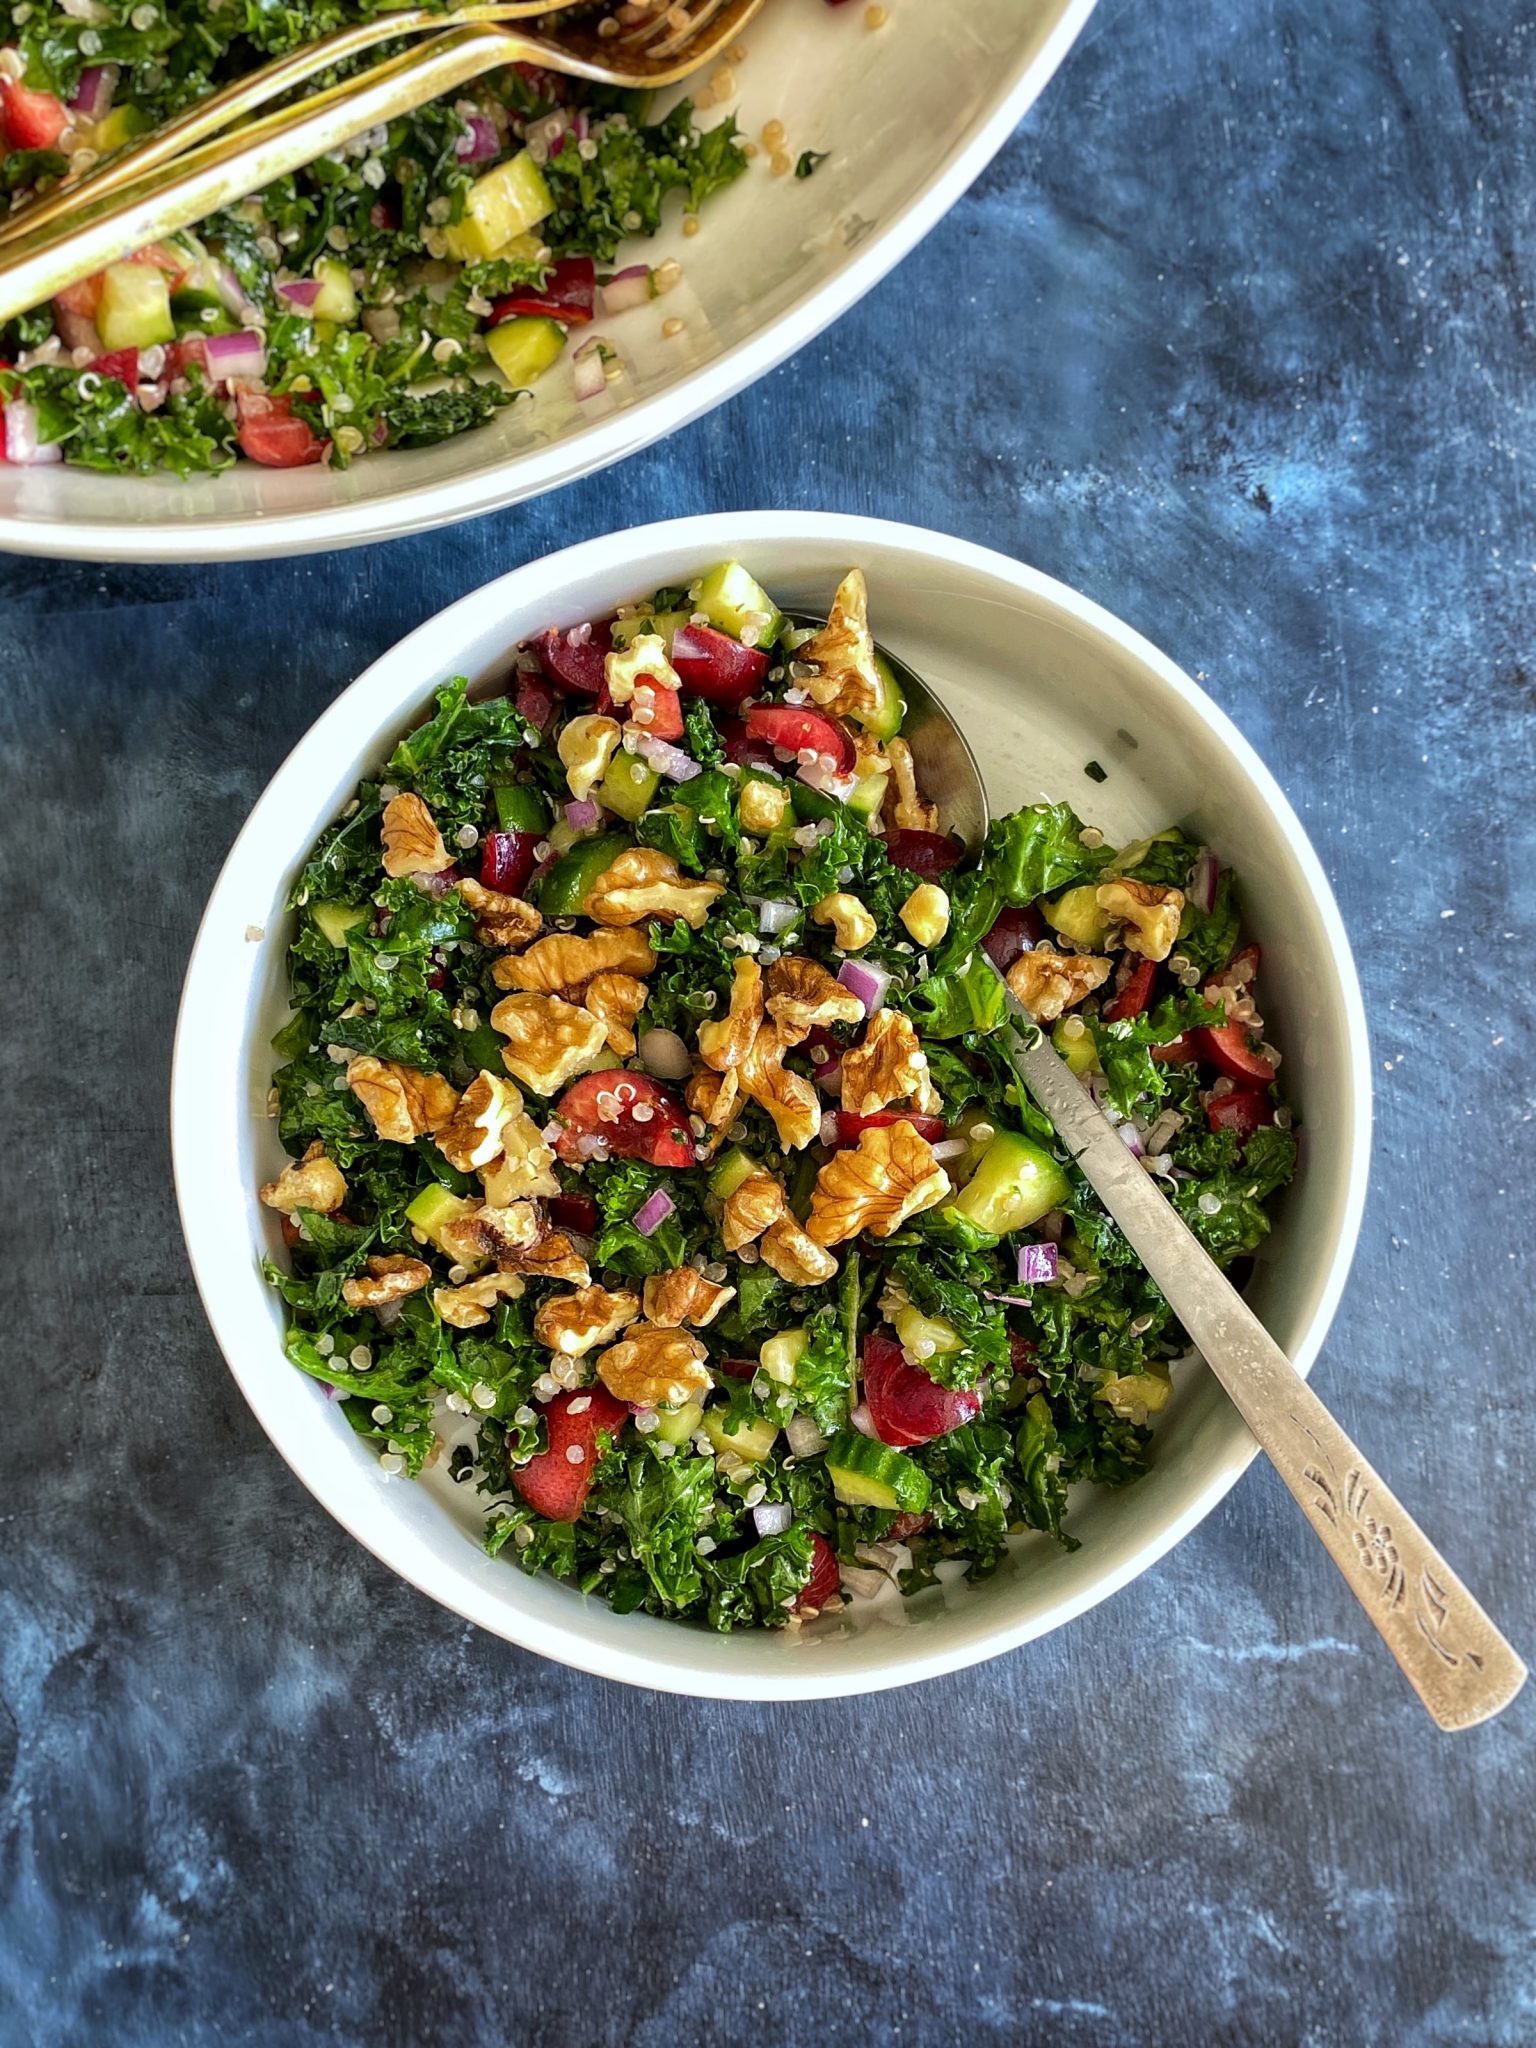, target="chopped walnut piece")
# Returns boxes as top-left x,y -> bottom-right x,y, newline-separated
558,713 -> 621,802
380,791 -> 449,878
457,877 -> 542,950
760,1213 -> 840,1286
583,971 -> 649,1056
697,956 -> 764,1070
595,1323 -> 712,1407
739,1022 -> 822,1150
1096,878 -> 1185,962
604,632 -> 681,704
807,1121 -> 951,1246
738,776 -> 789,835
1005,946 -> 1112,1023
687,1063 -> 739,1128
841,1009 -> 941,1118
642,1266 -> 736,1329
436,1070 -> 523,1173
433,1271 -> 526,1330
886,736 -> 940,834
492,926 -> 656,995
346,1056 -> 460,1143
442,1199 -> 540,1269
341,1254 -> 432,1309
534,1283 -> 641,1356
764,954 -> 864,1045
720,1168 -> 786,1251
796,568 -> 883,723
259,1140 -> 347,1216
480,1113 -> 561,1205
811,891 -> 876,951
899,882 -> 950,948
513,1230 -> 592,1286
585,846 -> 724,929
488,991 -> 609,1095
